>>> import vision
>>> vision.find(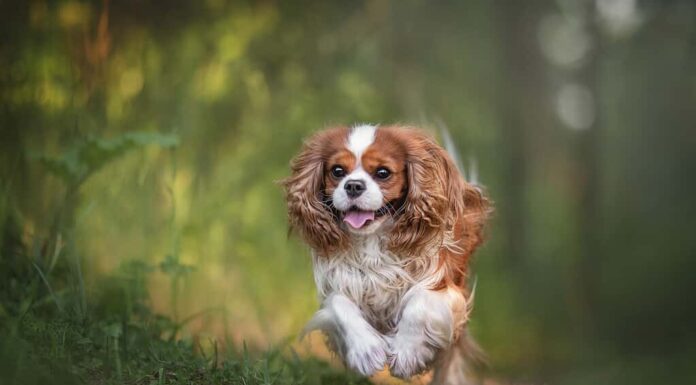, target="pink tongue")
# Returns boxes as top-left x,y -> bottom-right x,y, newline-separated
343,210 -> 375,229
